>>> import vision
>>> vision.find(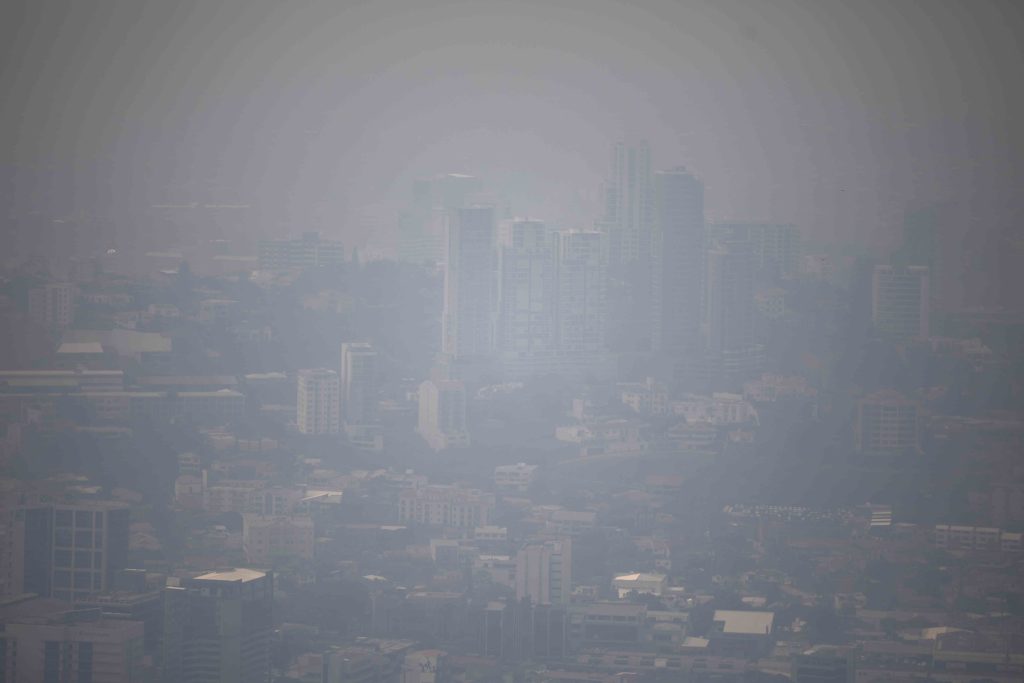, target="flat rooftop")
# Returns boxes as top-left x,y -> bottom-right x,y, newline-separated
193,568 -> 266,583
713,609 -> 775,635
